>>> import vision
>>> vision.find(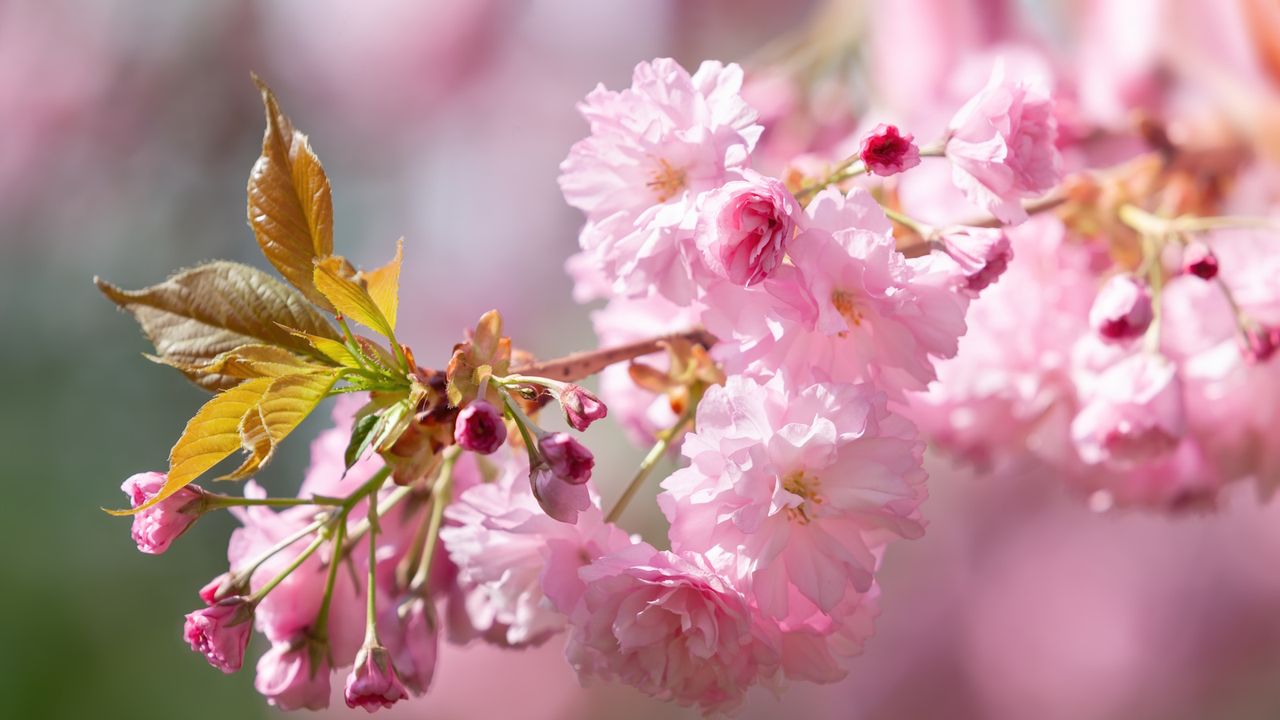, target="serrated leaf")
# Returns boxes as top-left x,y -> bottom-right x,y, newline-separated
344,413 -> 379,470
96,261 -> 341,392
287,330 -> 363,369
314,256 -> 396,340
107,377 -> 276,515
247,75 -> 334,309
151,344 -> 326,381
359,238 -> 403,333
218,371 -> 341,480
